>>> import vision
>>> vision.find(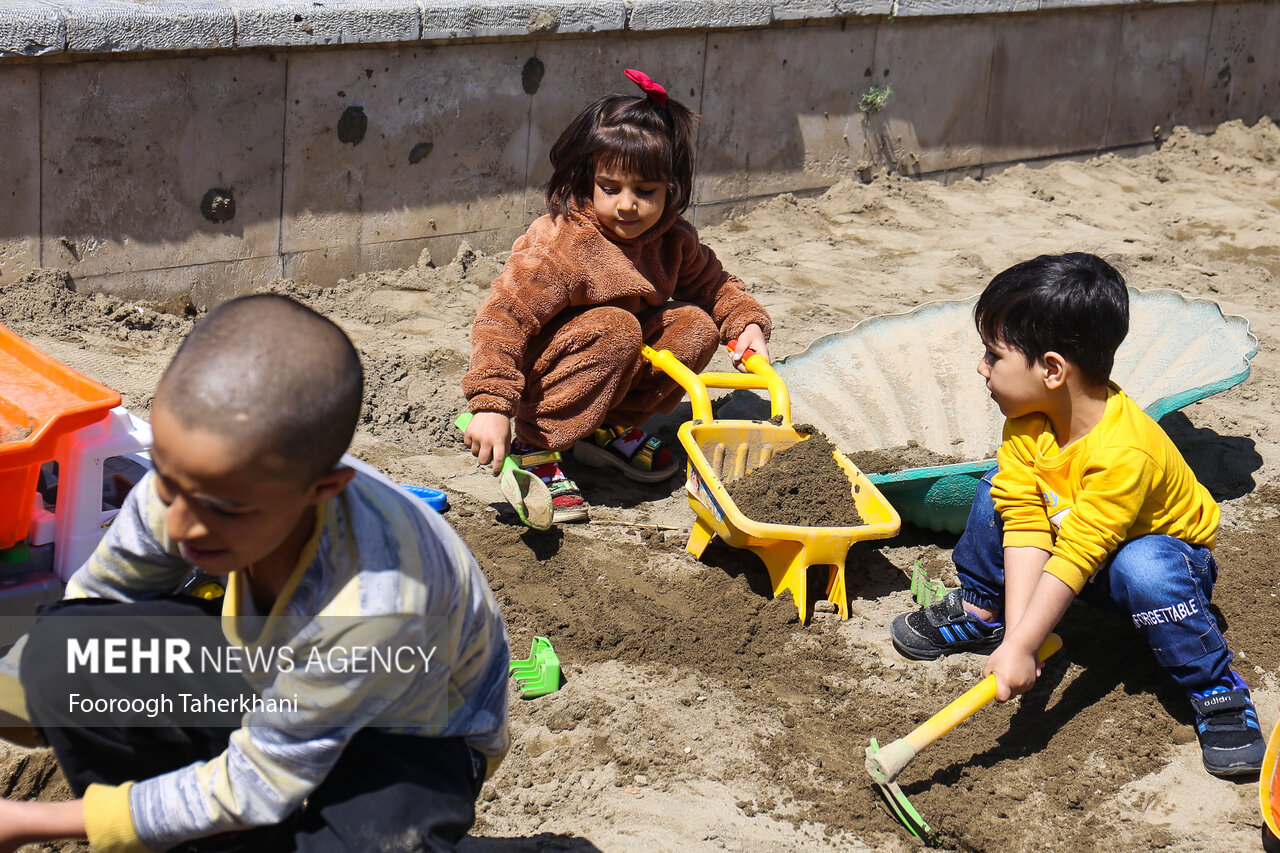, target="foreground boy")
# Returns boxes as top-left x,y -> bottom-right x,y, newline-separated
0,294 -> 509,851
890,253 -> 1265,777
